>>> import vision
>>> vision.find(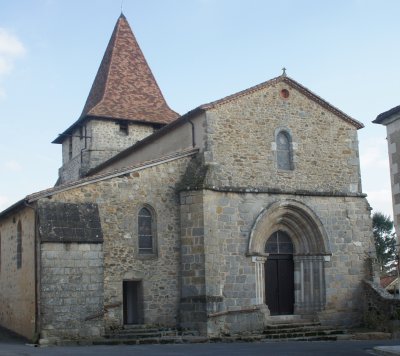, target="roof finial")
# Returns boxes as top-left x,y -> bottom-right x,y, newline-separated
282,67 -> 287,77
121,0 -> 124,14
